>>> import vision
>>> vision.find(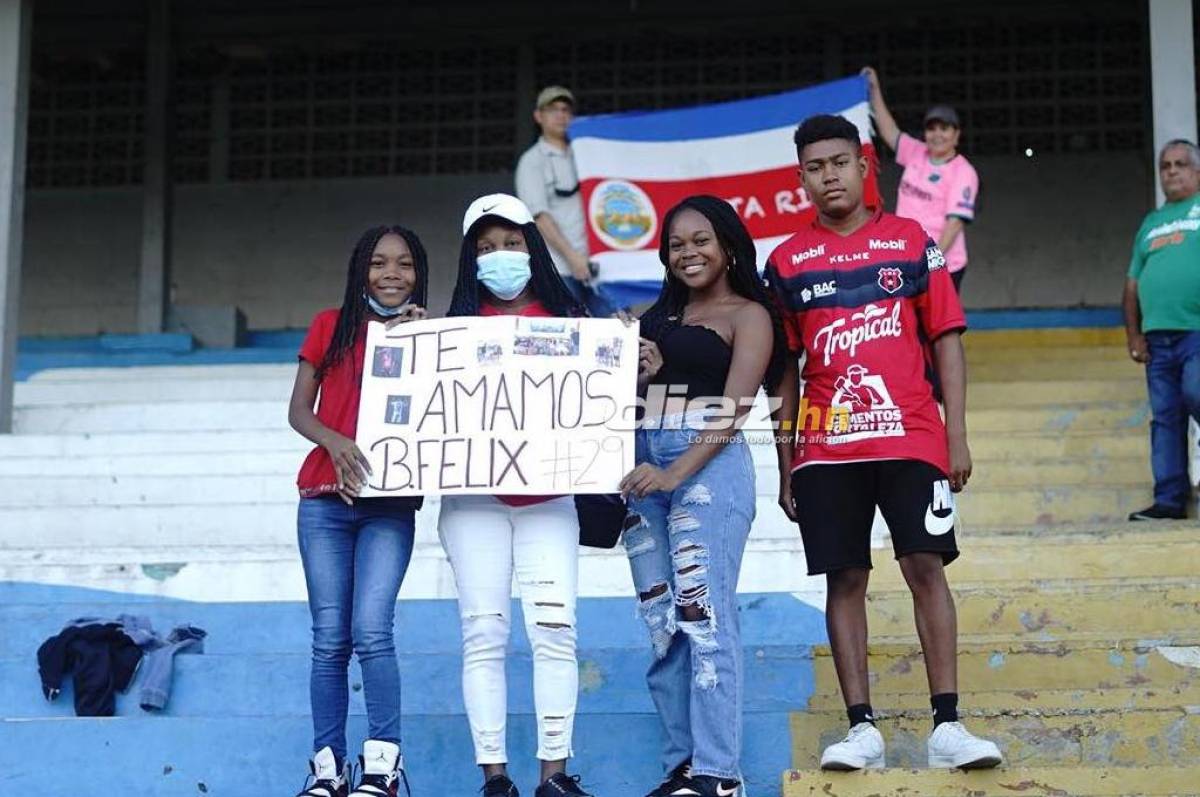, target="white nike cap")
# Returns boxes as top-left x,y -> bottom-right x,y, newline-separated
462,193 -> 534,236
